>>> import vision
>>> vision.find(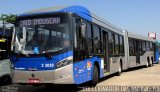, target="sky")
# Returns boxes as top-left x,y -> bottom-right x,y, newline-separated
0,0 -> 160,41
